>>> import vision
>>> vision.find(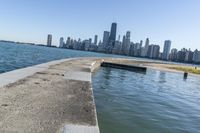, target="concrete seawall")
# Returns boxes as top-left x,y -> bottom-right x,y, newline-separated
0,57 -> 150,133
0,58 -> 102,133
